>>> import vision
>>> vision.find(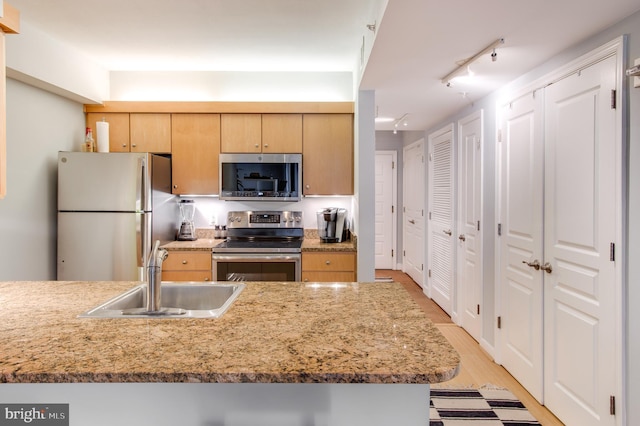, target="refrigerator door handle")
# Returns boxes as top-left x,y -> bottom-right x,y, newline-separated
137,157 -> 145,212
139,212 -> 152,281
